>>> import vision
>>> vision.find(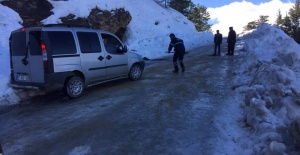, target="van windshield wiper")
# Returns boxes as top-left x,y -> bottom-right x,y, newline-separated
22,42 -> 29,65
